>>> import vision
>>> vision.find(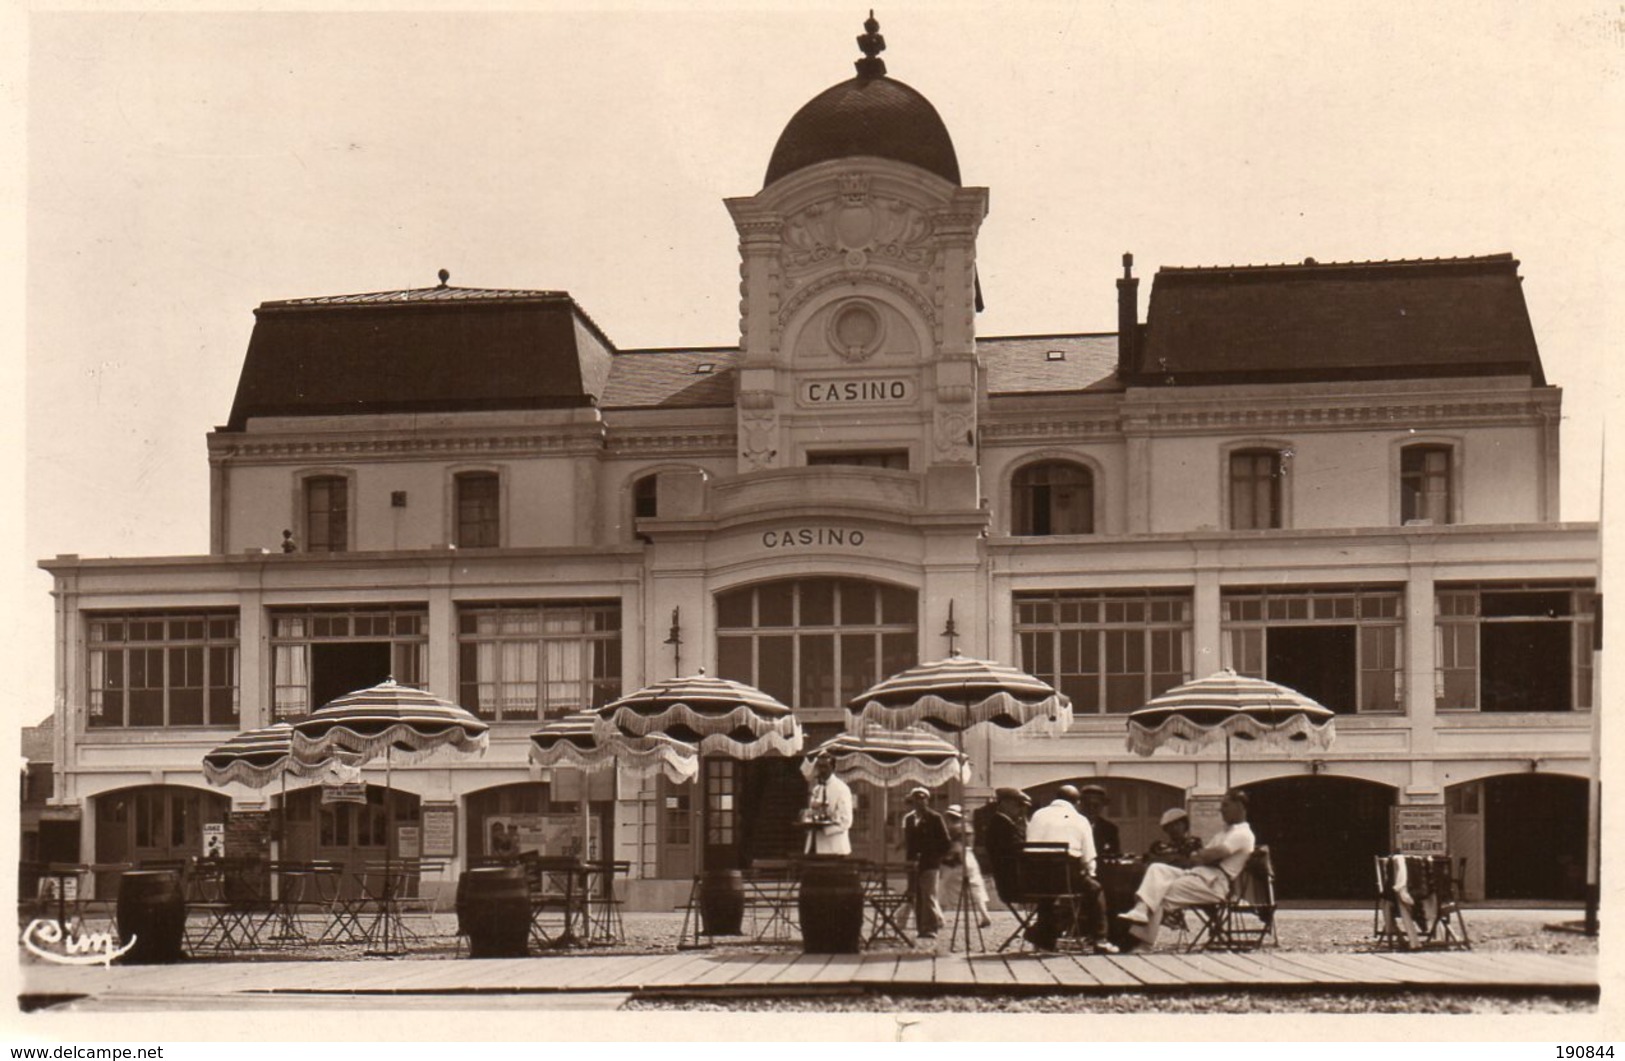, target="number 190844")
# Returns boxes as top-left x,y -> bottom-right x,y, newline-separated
1557,1048 -> 1613,1058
